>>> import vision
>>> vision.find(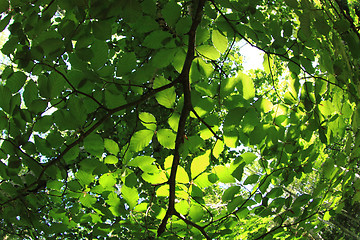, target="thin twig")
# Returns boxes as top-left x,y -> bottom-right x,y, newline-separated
191,107 -> 222,141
